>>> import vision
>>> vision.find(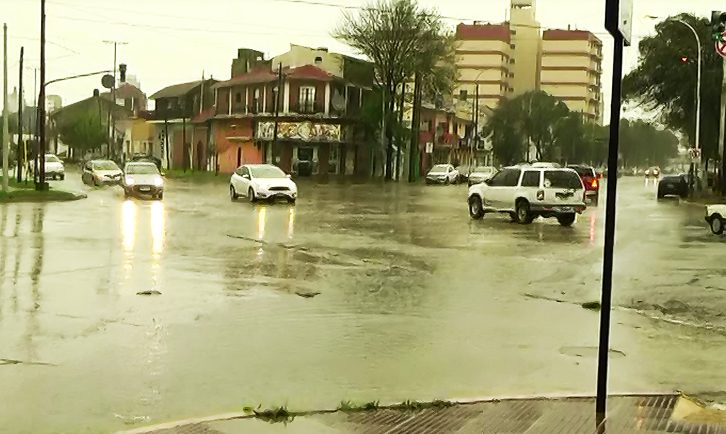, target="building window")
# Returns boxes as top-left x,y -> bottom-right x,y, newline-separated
510,29 -> 517,35
299,86 -> 316,113
509,72 -> 515,78
510,44 -> 516,49
459,89 -> 468,100
509,58 -> 515,64
235,92 -> 241,103
509,87 -> 514,92
253,88 -> 261,112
